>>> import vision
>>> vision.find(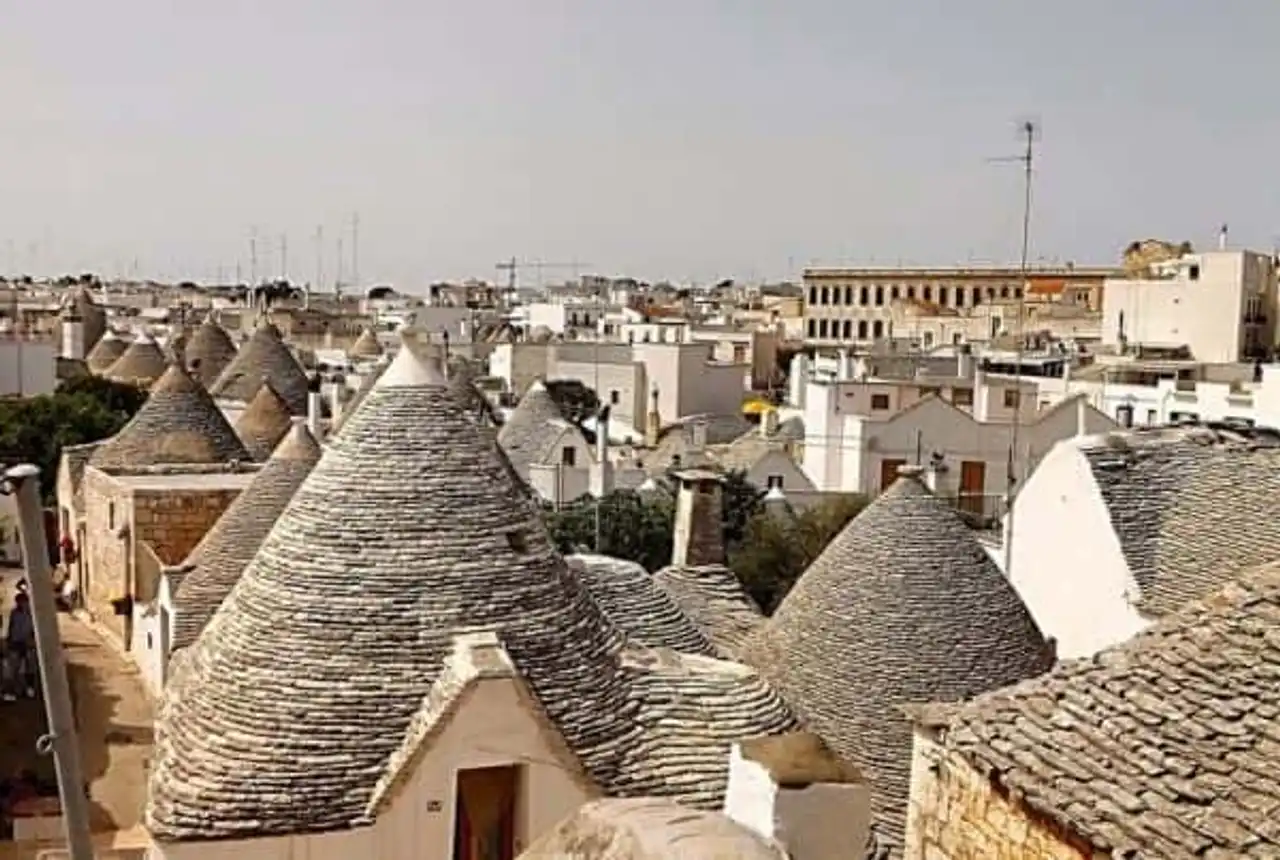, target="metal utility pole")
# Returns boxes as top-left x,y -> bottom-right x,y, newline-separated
991,120 -> 1037,579
3,465 -> 94,860
335,237 -> 345,300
